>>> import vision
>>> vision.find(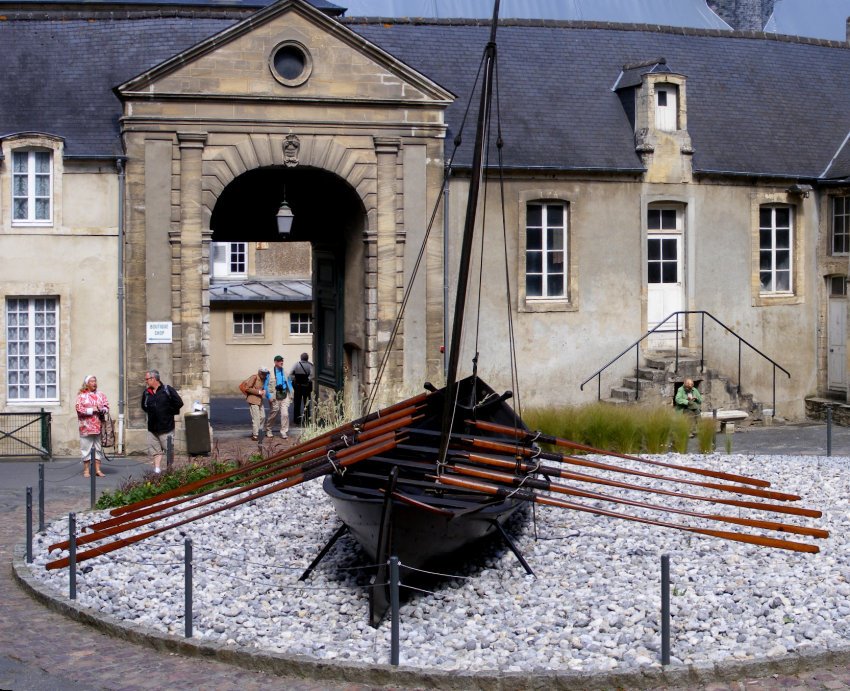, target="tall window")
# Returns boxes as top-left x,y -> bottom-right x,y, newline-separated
526,202 -> 567,299
759,205 -> 793,293
233,312 -> 263,336
833,196 -> 850,255
12,150 -> 52,223
6,297 -> 59,401
290,312 -> 313,335
211,242 -> 247,276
